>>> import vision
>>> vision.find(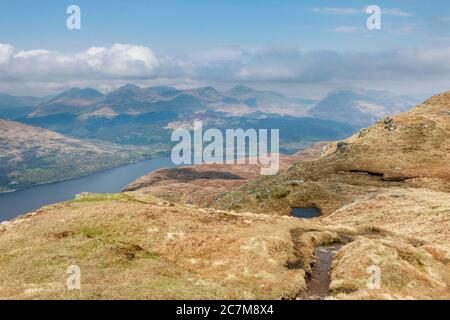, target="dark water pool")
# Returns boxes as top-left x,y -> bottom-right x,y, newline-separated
291,207 -> 321,218
0,158 -> 175,222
